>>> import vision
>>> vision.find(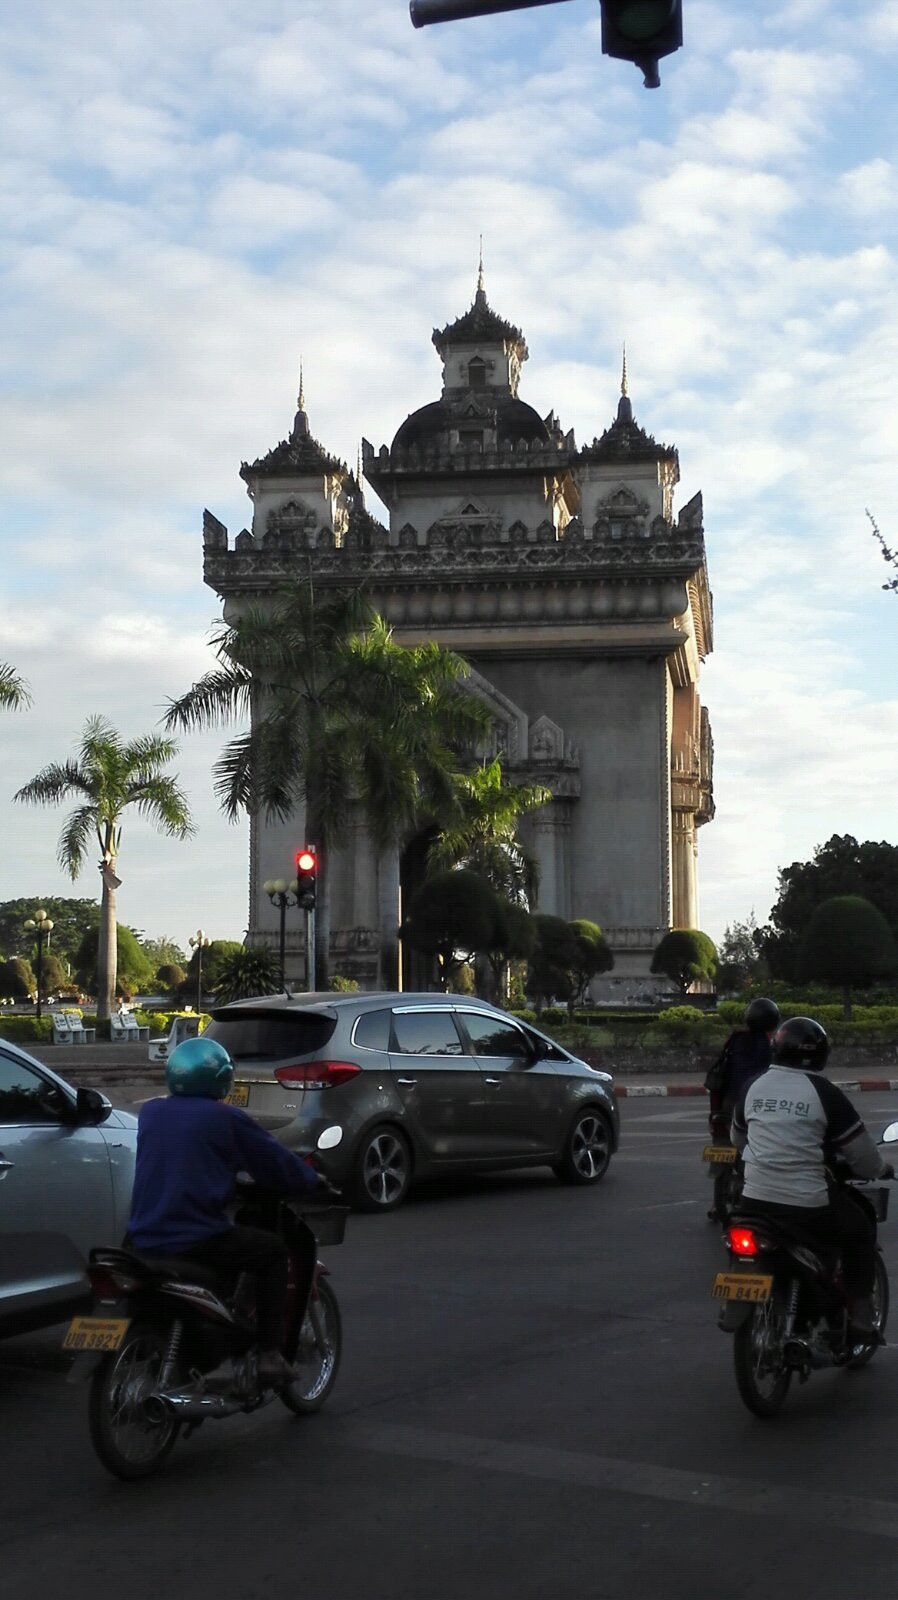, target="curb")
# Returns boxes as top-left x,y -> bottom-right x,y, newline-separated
613,1080 -> 898,1098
